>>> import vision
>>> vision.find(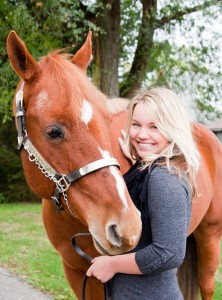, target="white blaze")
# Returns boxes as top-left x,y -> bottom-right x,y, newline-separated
99,148 -> 129,209
81,99 -> 93,126
35,91 -> 49,110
